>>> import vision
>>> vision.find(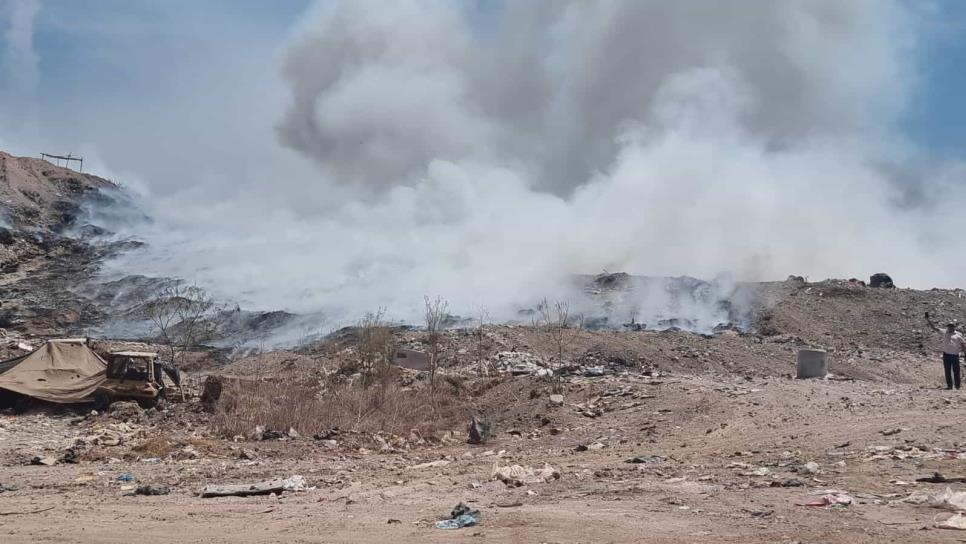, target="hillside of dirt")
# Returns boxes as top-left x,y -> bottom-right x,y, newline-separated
0,151 -> 116,231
